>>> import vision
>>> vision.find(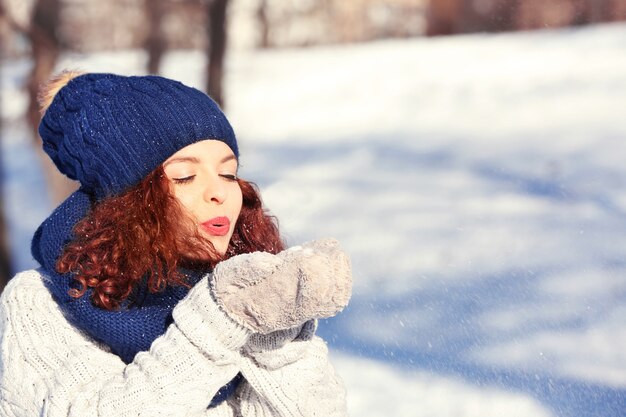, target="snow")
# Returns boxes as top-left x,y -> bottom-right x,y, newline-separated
332,352 -> 553,417
2,22 -> 626,416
